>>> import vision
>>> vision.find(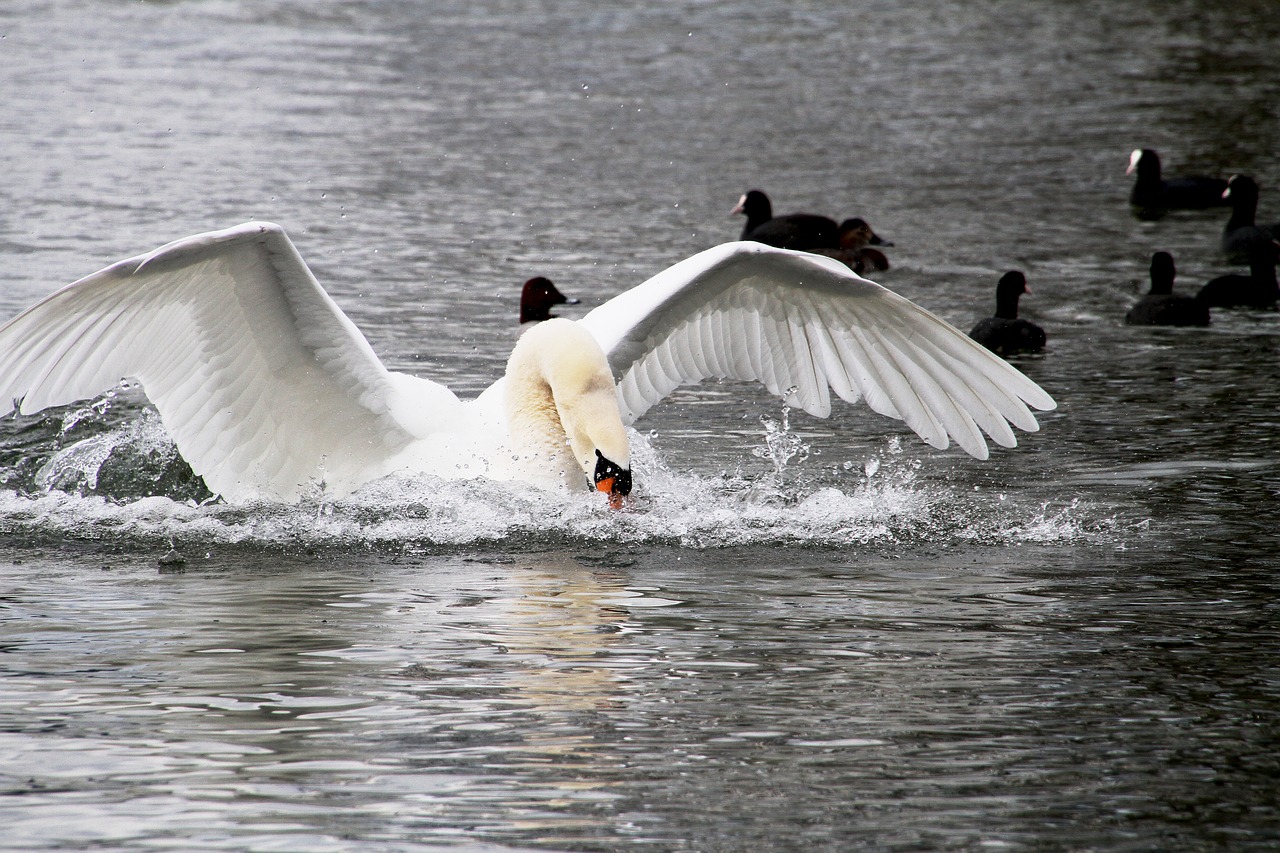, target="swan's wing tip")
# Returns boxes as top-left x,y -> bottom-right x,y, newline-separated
1017,383 -> 1057,413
